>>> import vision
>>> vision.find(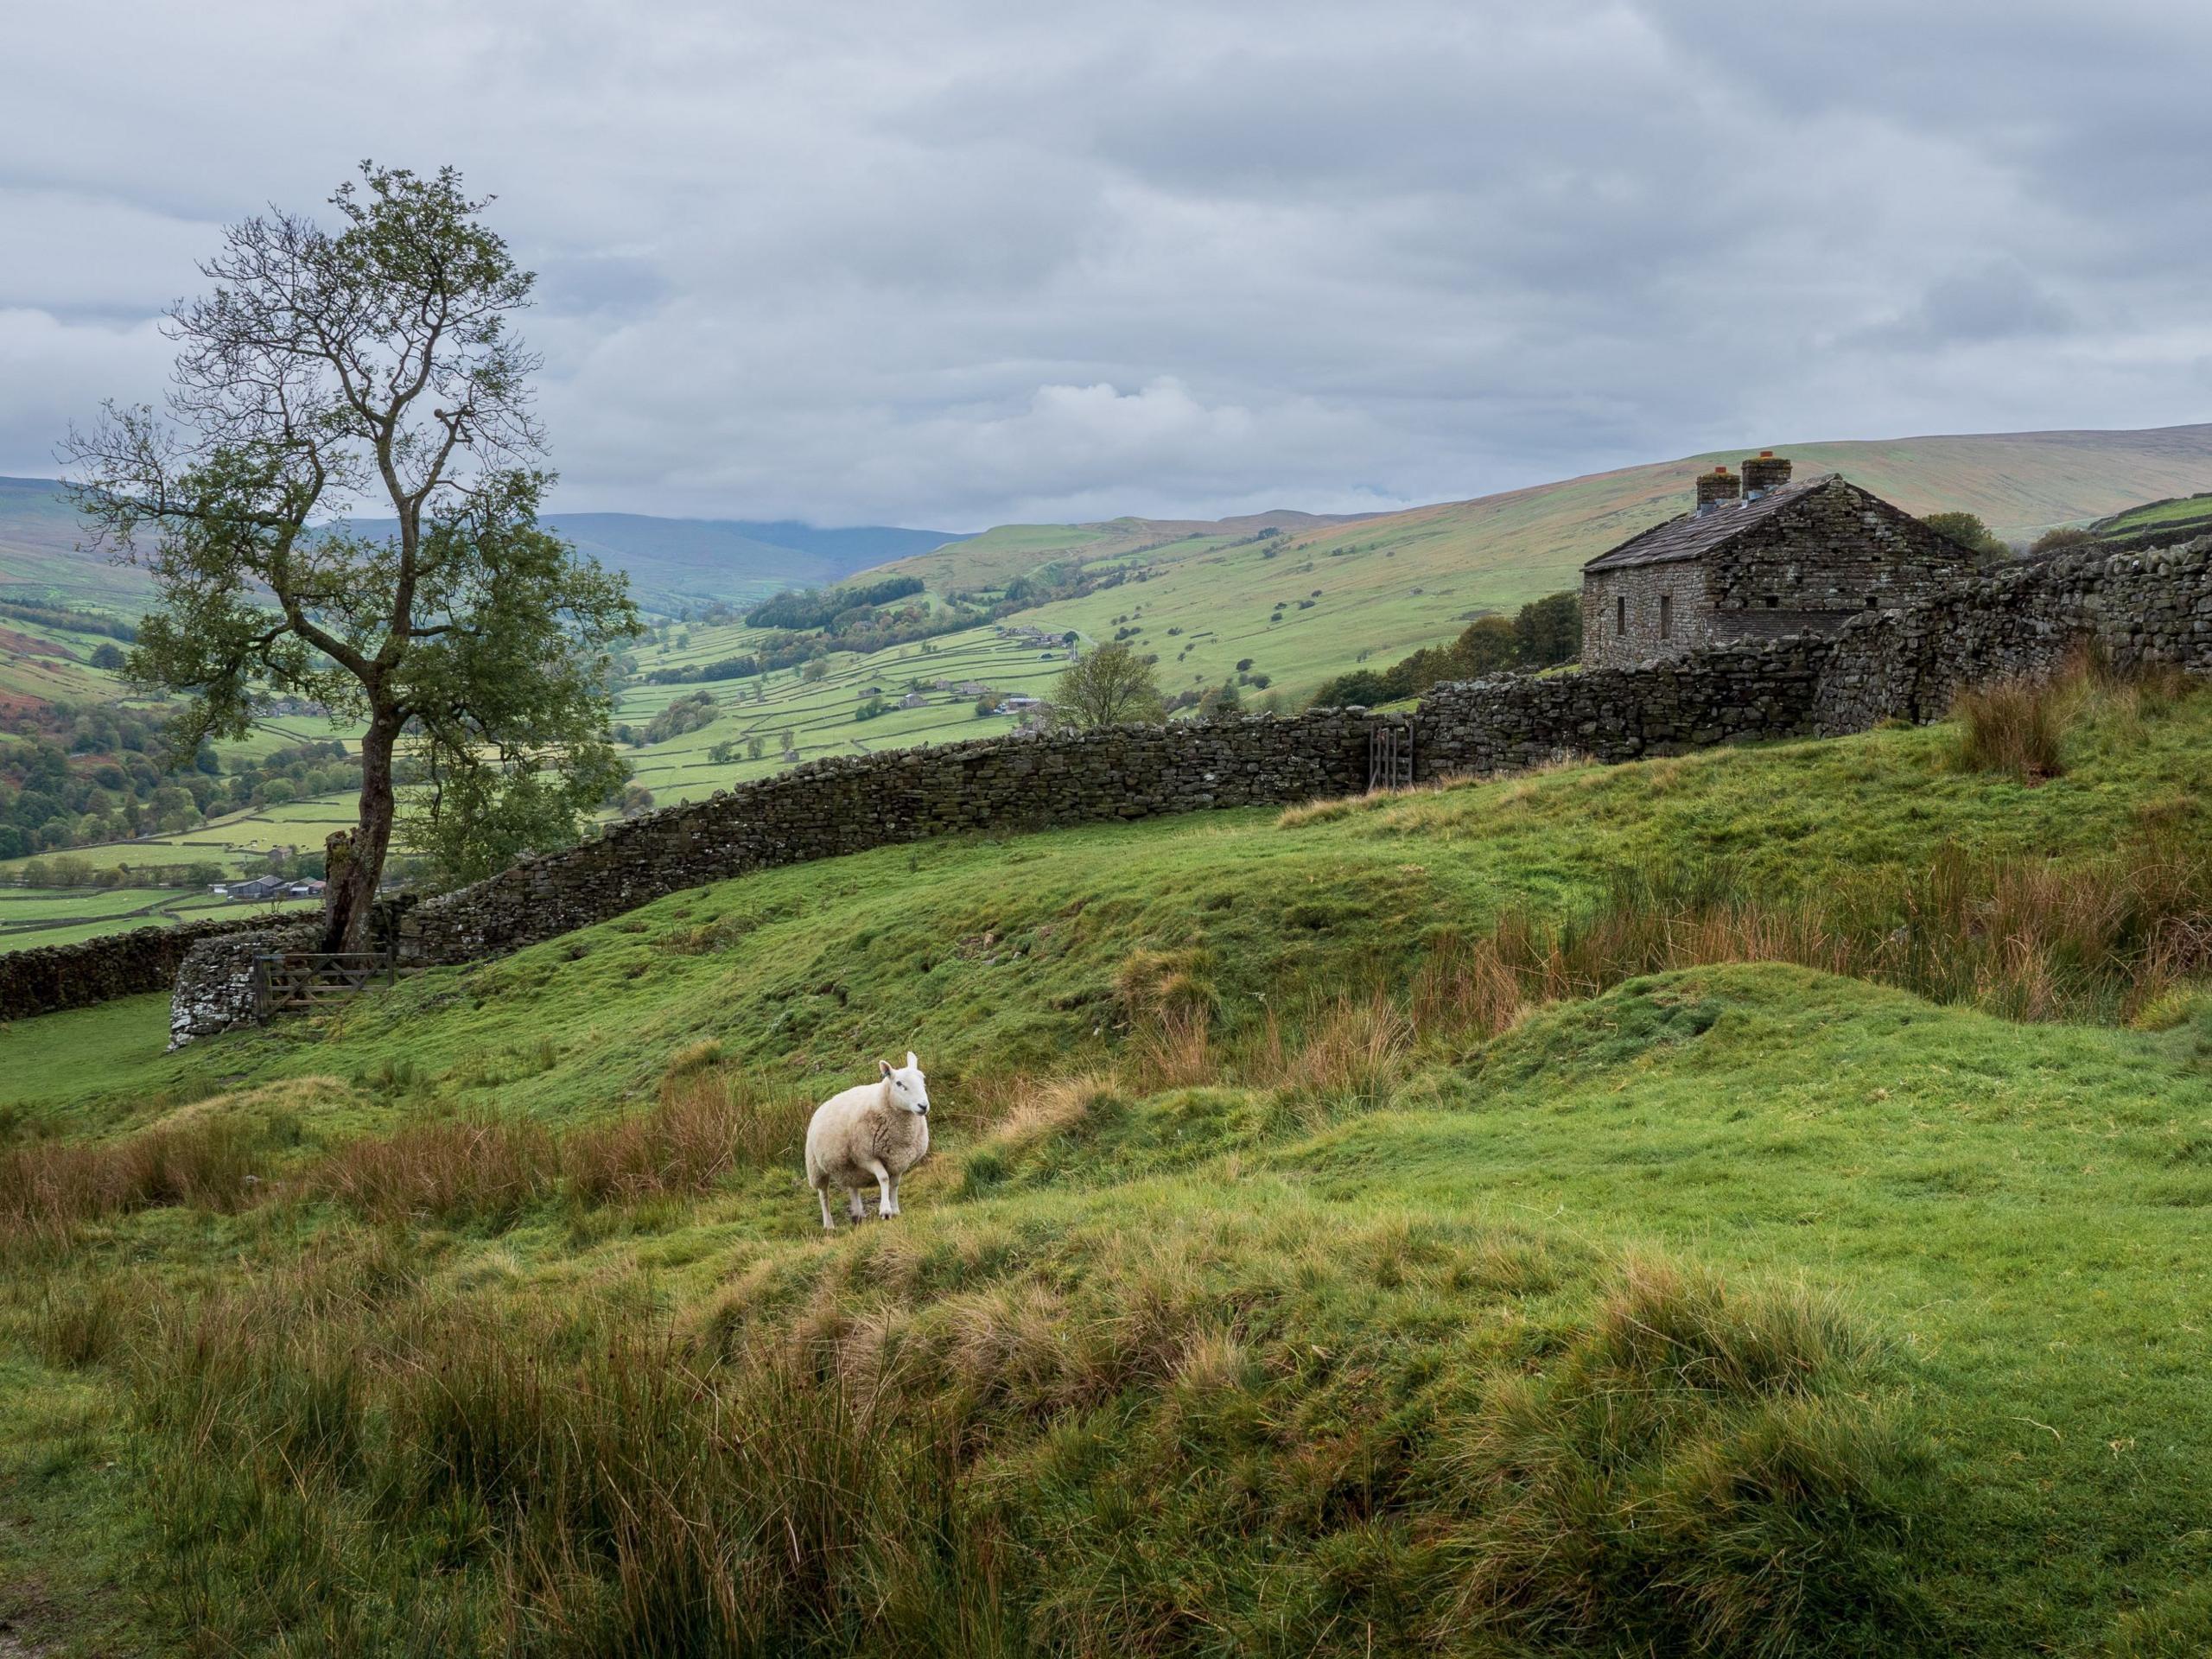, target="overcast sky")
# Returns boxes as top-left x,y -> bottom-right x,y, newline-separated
4,1 -> 2209,530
